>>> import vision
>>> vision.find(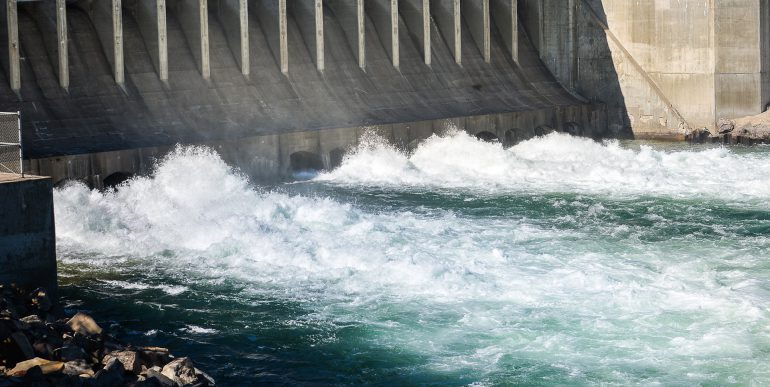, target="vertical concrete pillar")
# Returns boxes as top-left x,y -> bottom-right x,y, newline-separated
399,0 -> 430,65
253,0 -> 288,74
56,0 -> 69,90
511,0 -> 518,62
568,0 -> 577,90
431,0 -> 461,64
464,0 -> 490,62
366,0 -> 399,68
537,0 -> 544,57
91,0 -> 125,85
280,0 -> 288,74
357,0 -> 365,68
422,0 -> 430,65
291,0 -> 324,71
327,0 -> 364,69
6,0 -> 20,93
219,0 -> 249,76
113,0 -> 124,85
315,0 -> 324,71
178,0 -> 210,79
177,0 -> 211,79
391,0 -> 399,68
200,0 -> 210,79
158,0 -> 168,81
136,0 -> 168,81
491,0 -> 517,62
